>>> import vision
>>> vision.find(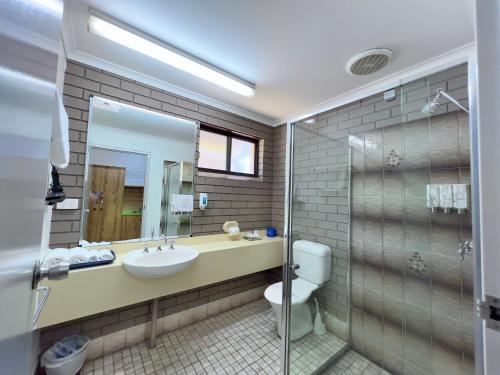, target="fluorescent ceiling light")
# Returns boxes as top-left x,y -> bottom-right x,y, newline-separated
88,13 -> 255,97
